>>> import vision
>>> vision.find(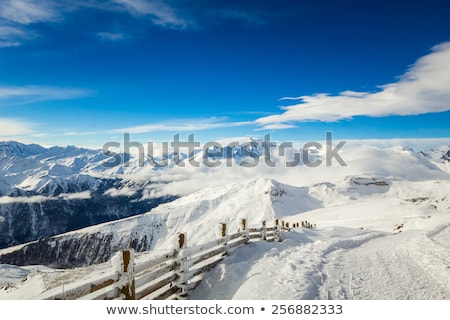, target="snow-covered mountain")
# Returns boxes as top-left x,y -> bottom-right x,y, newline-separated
1,172 -> 450,299
1,139 -> 449,268
1,168 -> 449,269
0,137 -> 347,249
0,141 -> 177,249
1,139 -> 450,299
0,178 -> 318,267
